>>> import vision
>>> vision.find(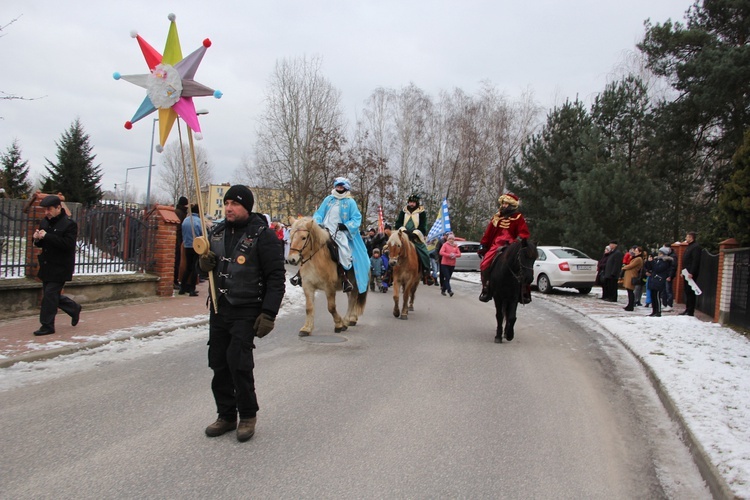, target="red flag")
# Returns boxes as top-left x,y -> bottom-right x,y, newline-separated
377,205 -> 384,233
